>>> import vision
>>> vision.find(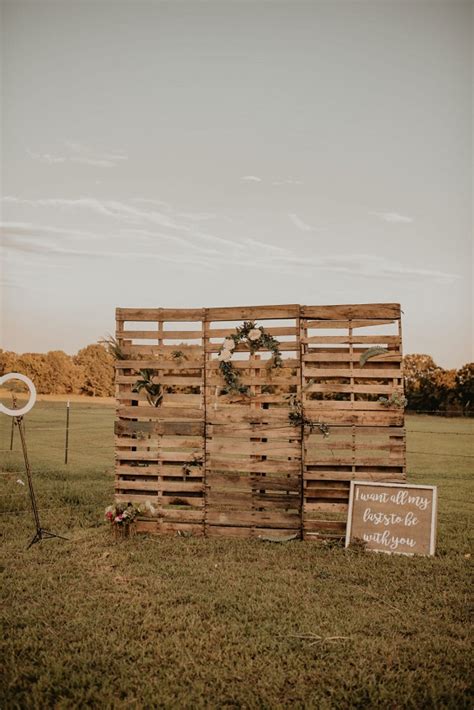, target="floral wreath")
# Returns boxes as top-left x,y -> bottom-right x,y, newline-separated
217,321 -> 282,395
